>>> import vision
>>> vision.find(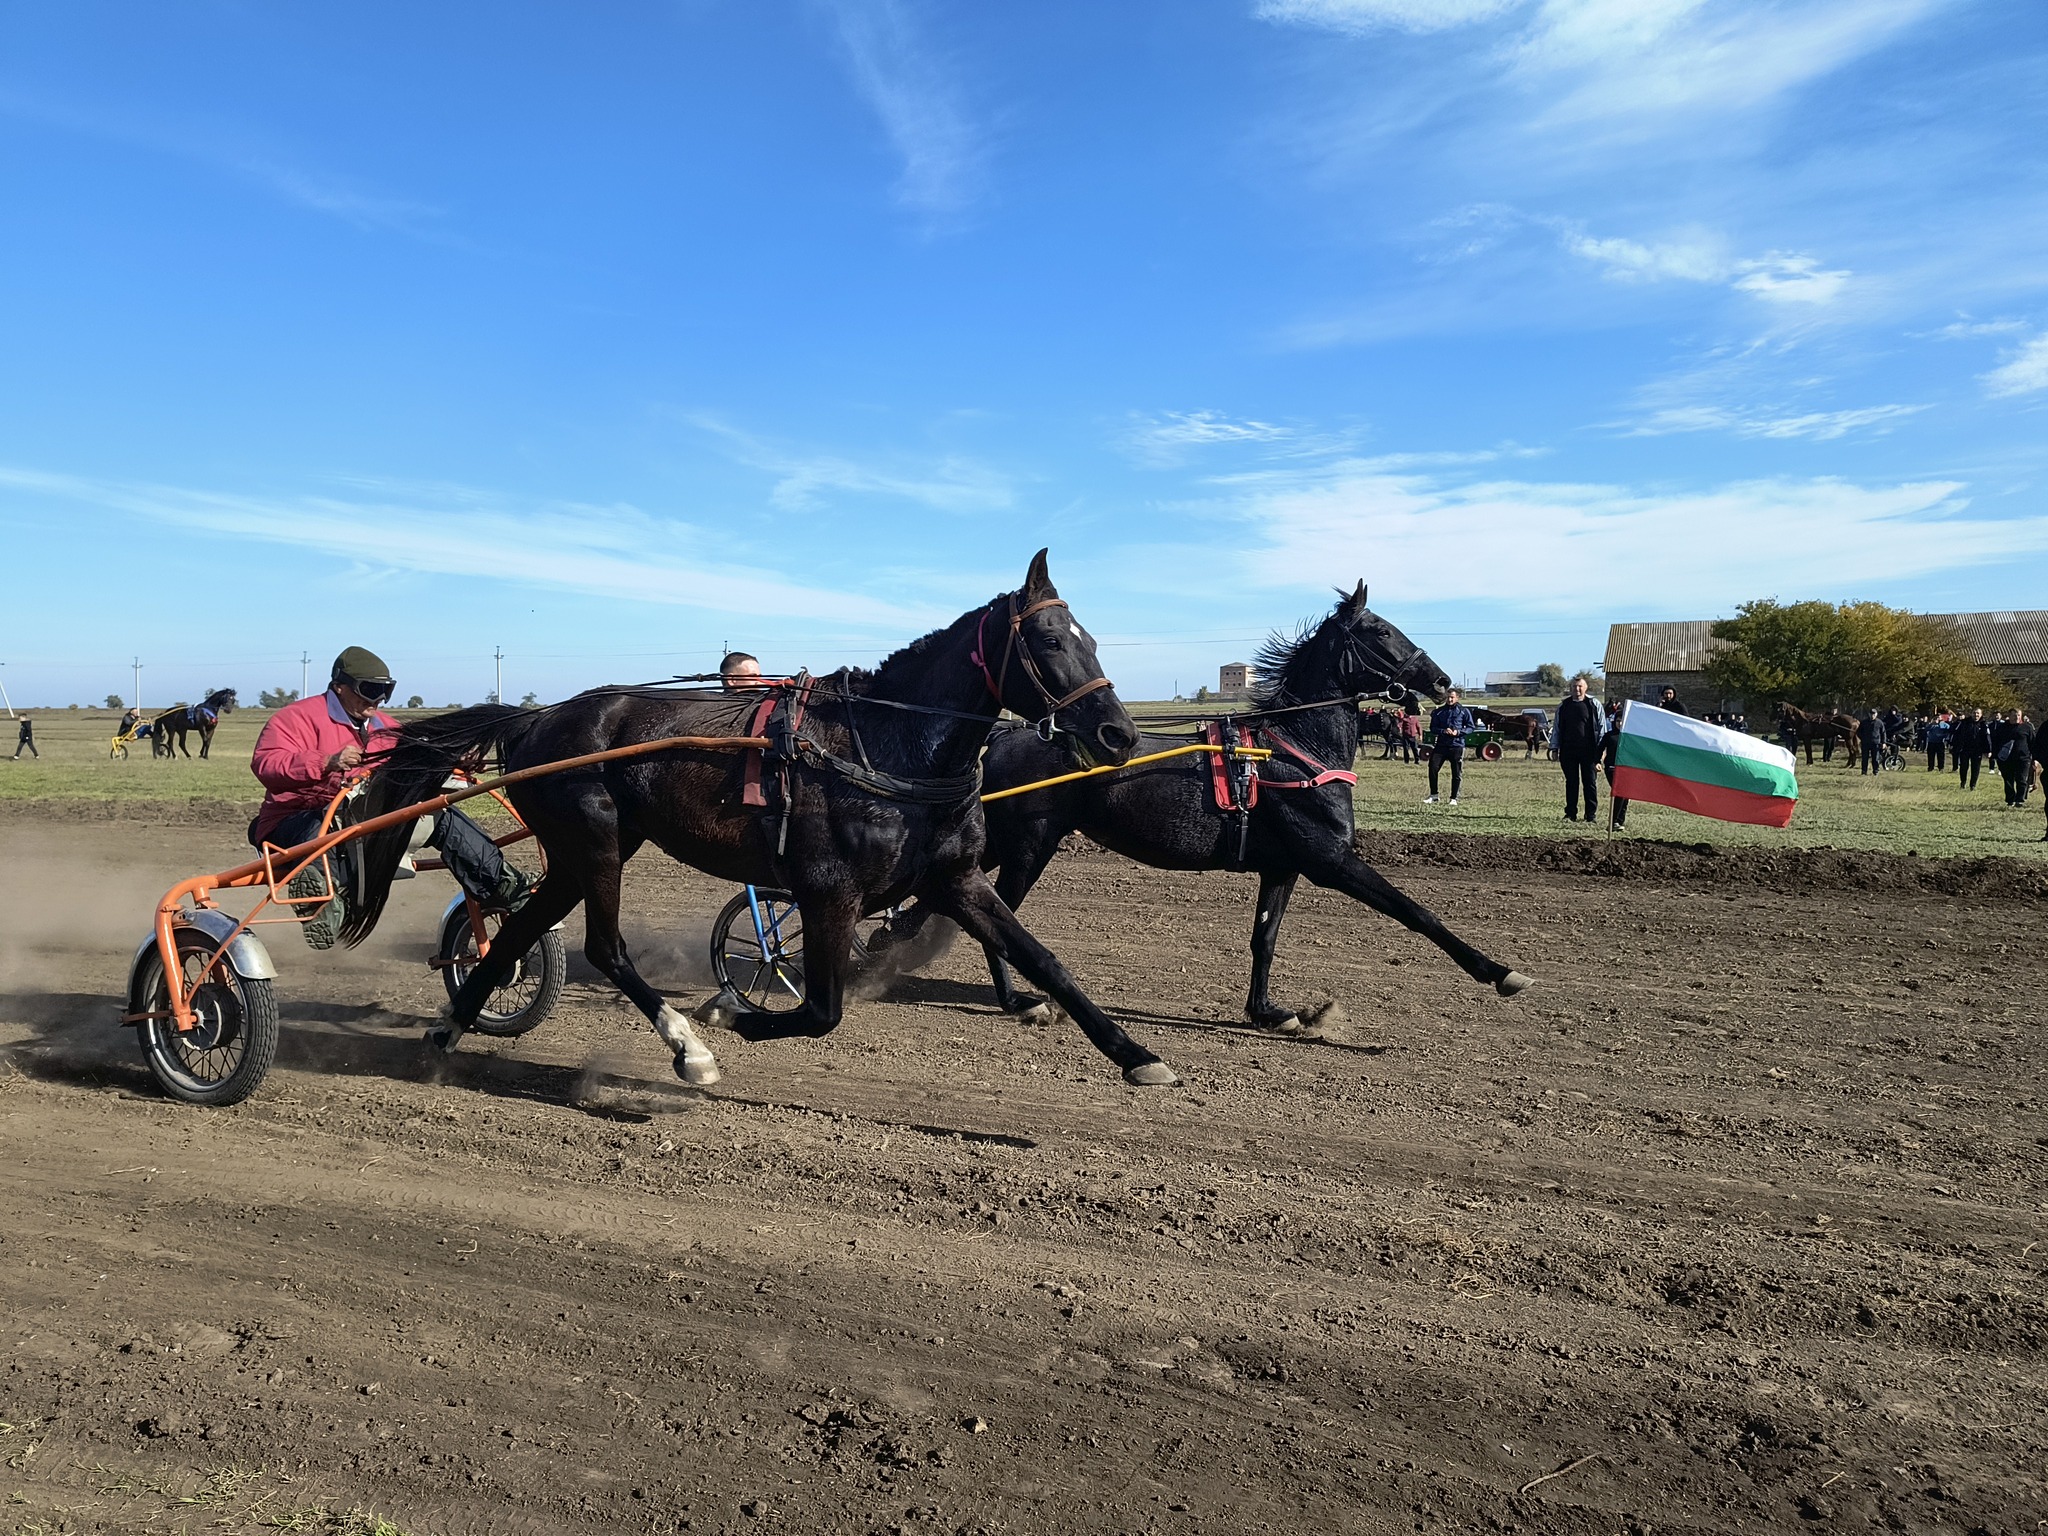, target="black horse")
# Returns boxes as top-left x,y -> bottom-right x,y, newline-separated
153,688 -> 237,760
900,583 -> 1533,1031
340,552 -> 1187,1087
